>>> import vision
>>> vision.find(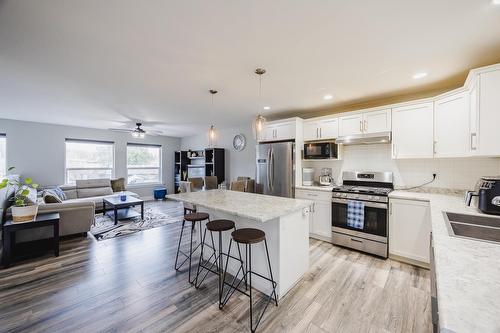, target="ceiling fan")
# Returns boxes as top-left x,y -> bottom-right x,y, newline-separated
109,122 -> 162,138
